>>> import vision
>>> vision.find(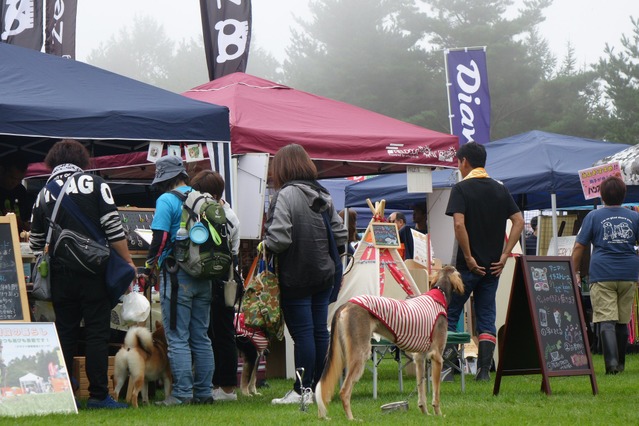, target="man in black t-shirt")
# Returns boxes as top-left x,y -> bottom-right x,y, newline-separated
445,142 -> 524,382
